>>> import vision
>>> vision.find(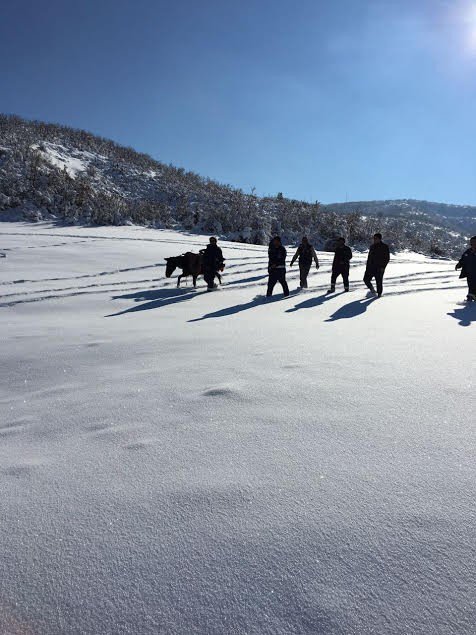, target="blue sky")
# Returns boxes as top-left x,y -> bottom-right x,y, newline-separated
1,0 -> 476,204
